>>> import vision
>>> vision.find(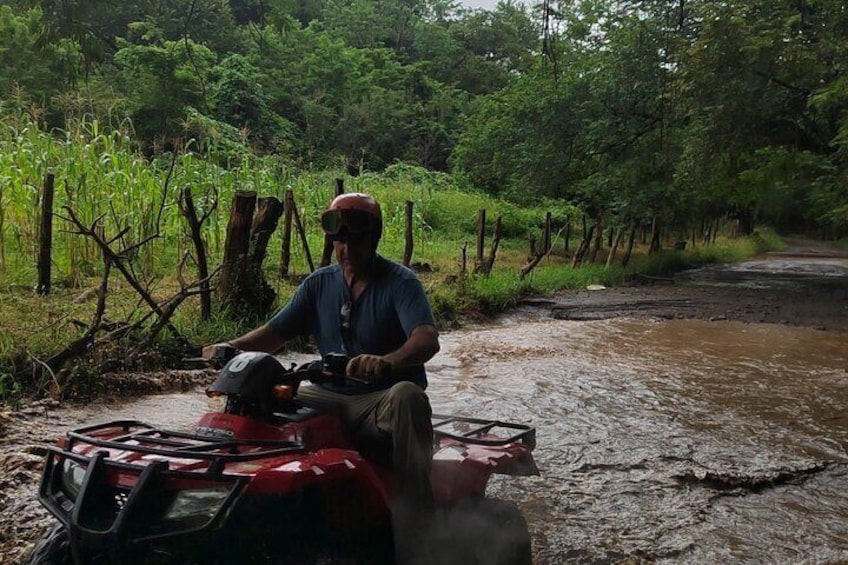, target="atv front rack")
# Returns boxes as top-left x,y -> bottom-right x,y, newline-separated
38,420 -> 311,558
63,420 -> 304,473
432,414 -> 536,448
